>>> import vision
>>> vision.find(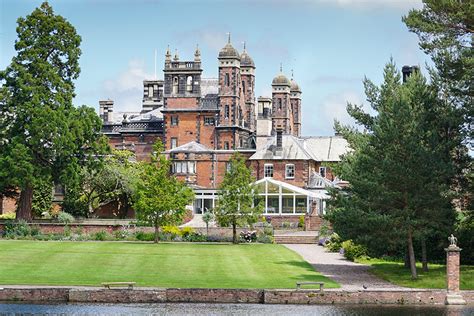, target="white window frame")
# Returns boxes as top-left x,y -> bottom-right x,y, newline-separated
171,116 -> 179,126
264,164 -> 274,178
285,164 -> 295,179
